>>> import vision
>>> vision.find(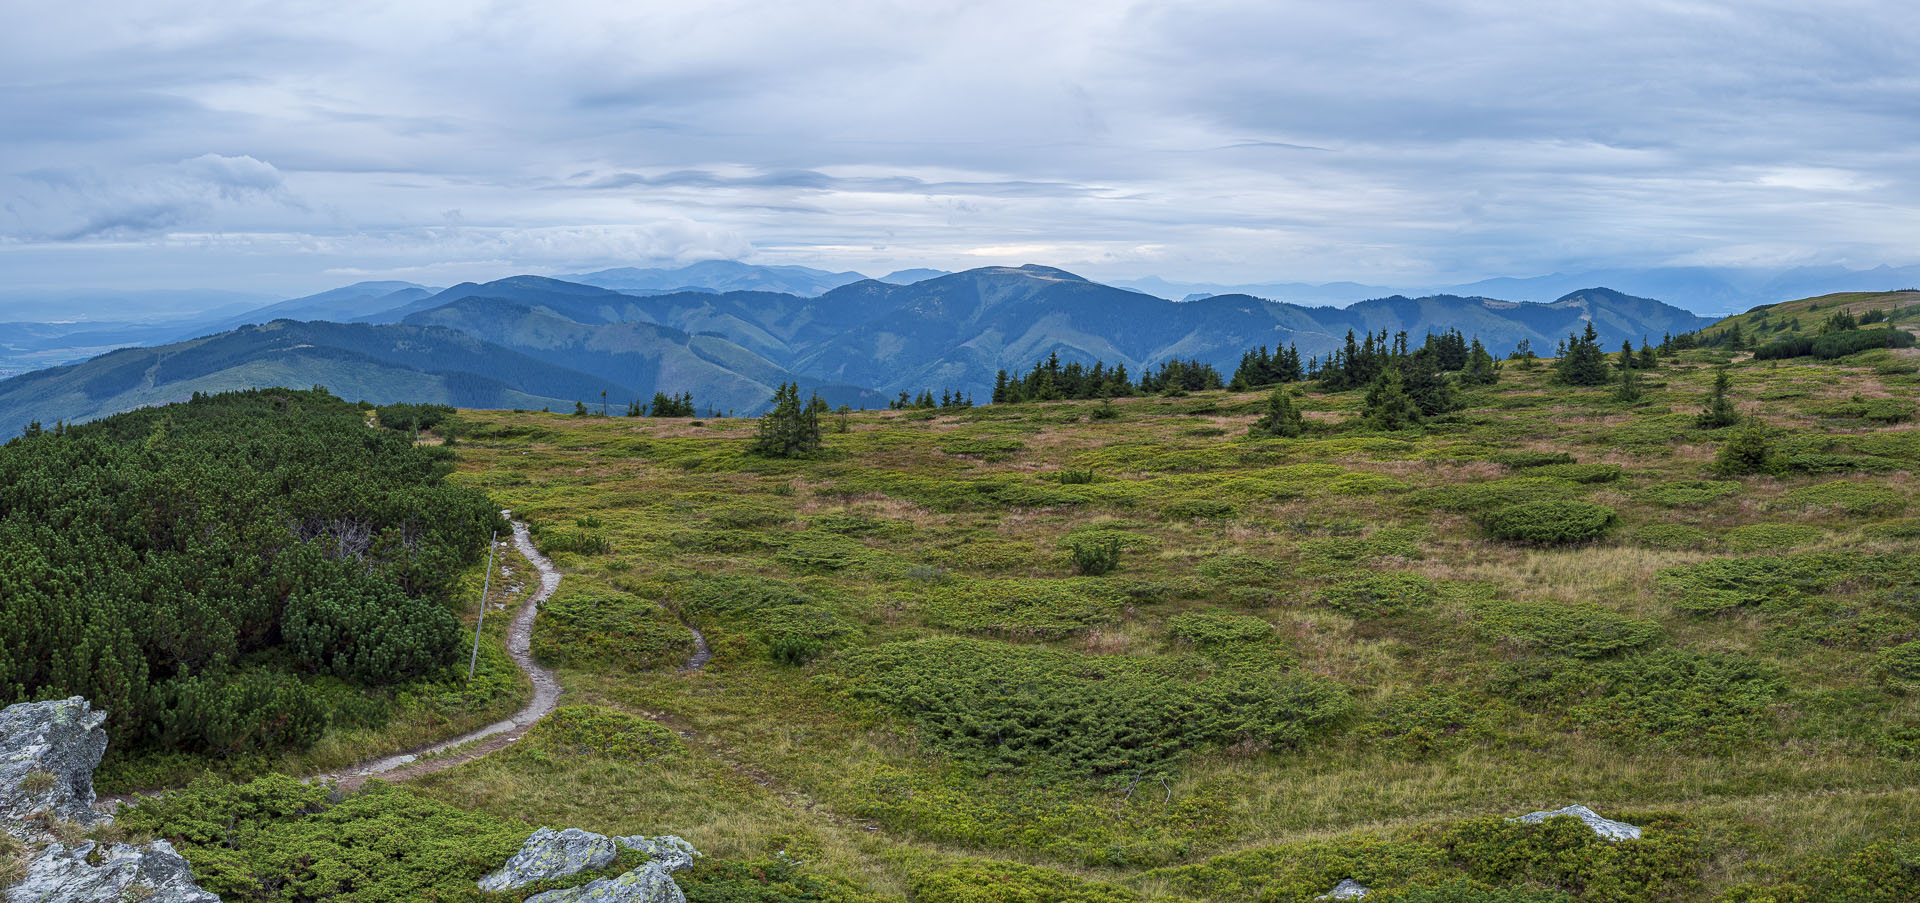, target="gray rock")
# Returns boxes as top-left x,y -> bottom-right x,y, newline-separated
478,827 -> 620,891
0,698 -> 109,839
1317,878 -> 1370,900
524,862 -> 683,903
1511,804 -> 1642,841
613,835 -> 697,872
5,840 -> 220,903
